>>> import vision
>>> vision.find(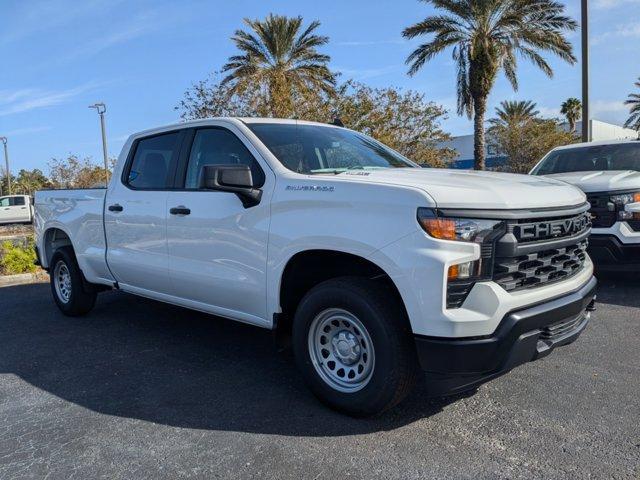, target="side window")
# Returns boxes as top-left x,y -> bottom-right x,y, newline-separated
12,197 -> 26,206
0,197 -> 9,207
185,128 -> 265,189
126,132 -> 182,189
